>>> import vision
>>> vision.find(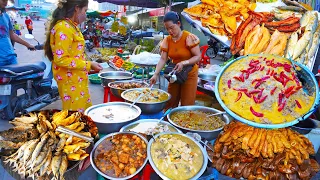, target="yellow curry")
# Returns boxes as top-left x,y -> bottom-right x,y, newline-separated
151,134 -> 203,180
218,55 -> 315,124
